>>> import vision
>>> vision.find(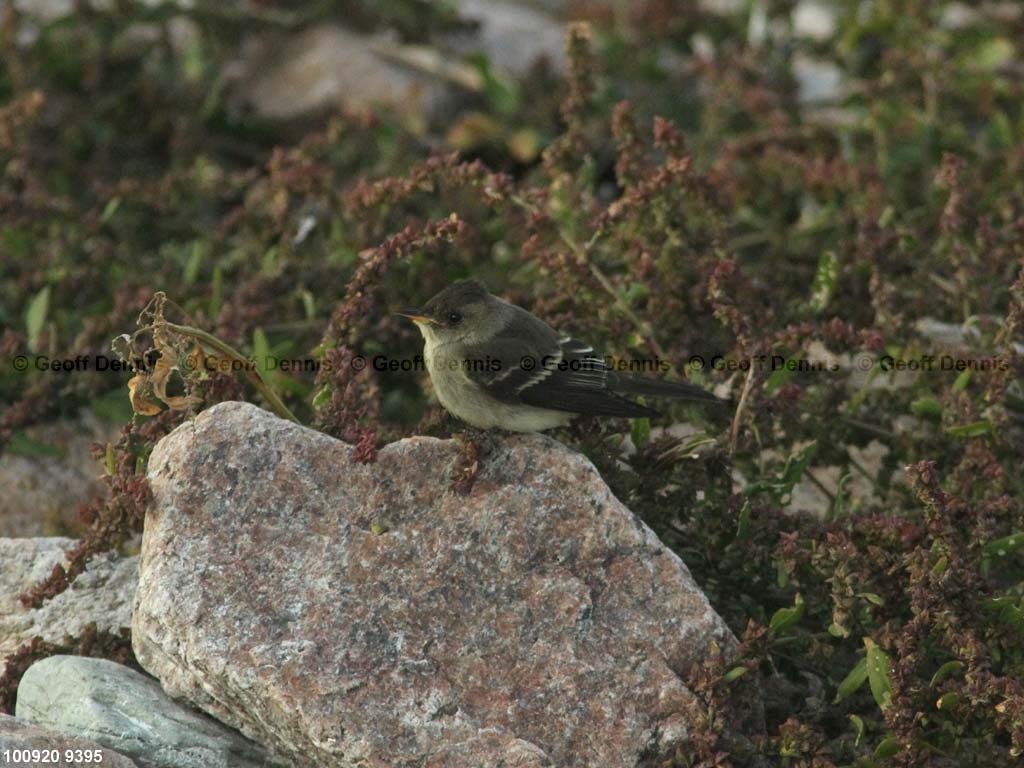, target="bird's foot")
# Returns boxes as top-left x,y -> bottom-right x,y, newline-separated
449,426 -> 501,495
